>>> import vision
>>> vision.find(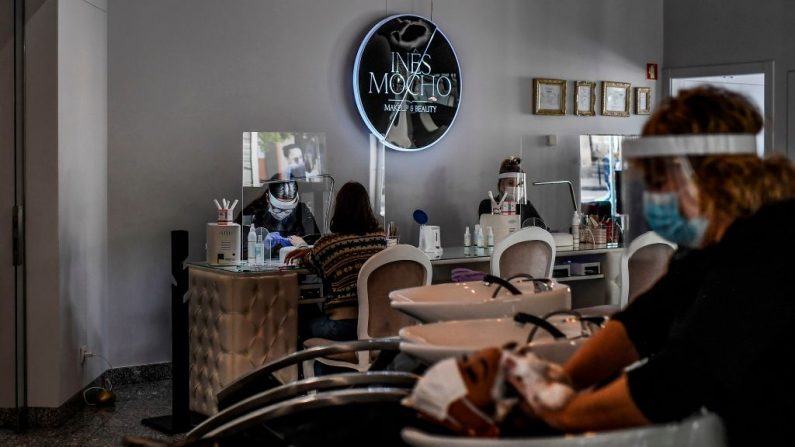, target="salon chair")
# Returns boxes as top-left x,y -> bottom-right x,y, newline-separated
215,337 -> 402,410
619,231 -> 677,308
578,231 -> 677,318
187,371 -> 418,441
490,227 -> 556,279
303,244 -> 432,374
125,386 -> 419,447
